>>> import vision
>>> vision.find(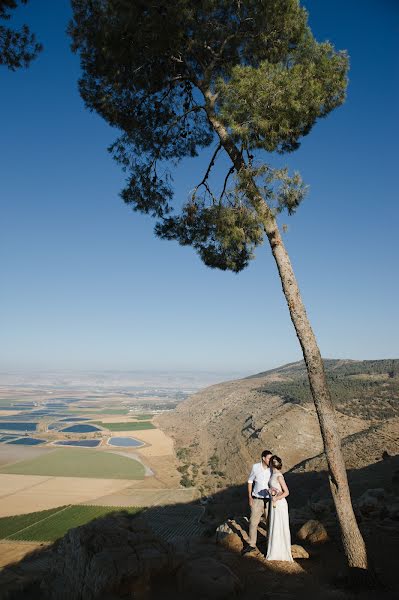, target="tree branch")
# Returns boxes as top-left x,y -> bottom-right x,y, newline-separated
220,165 -> 235,201
192,142 -> 222,200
